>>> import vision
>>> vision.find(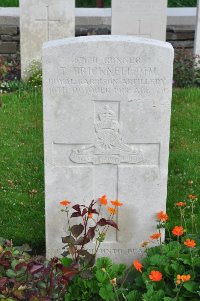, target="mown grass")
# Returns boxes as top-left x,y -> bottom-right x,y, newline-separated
167,88 -> 200,231
0,87 -> 45,253
0,0 -> 198,7
0,87 -> 199,253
